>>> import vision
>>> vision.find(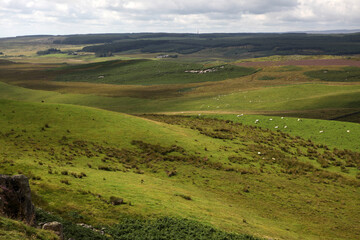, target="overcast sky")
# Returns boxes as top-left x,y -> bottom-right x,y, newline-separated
0,0 -> 359,37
